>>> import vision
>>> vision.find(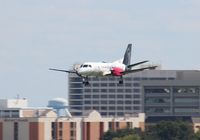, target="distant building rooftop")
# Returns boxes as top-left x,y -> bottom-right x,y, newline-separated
0,98 -> 28,109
